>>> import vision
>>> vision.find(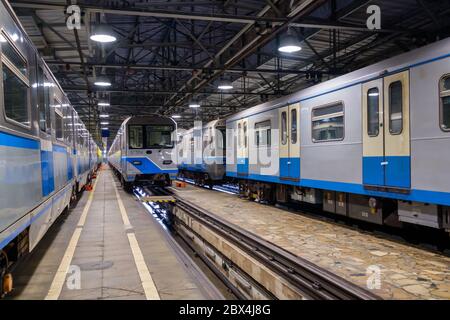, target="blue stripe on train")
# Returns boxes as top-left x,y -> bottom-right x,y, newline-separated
225,171 -> 450,206
363,156 -> 410,188
237,157 -> 248,175
125,157 -> 178,174
0,131 -> 39,149
40,150 -> 54,197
